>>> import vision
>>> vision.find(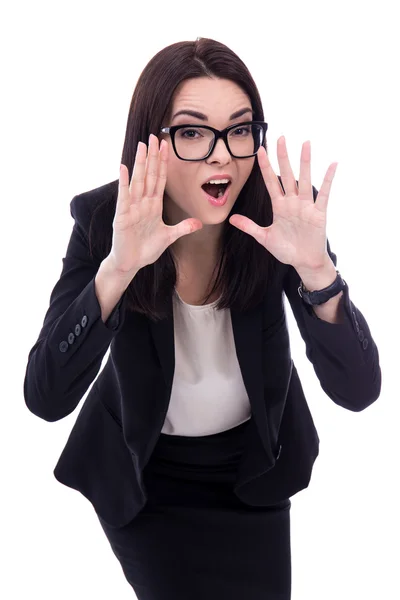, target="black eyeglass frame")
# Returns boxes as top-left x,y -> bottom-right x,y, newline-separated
159,120 -> 268,161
